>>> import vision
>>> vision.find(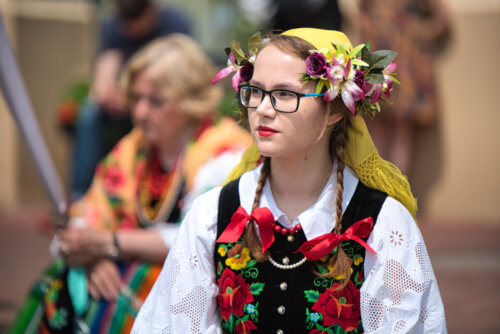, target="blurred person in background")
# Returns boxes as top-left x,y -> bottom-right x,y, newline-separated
270,0 -> 343,31
9,33 -> 251,334
71,0 -> 190,200
350,0 -> 451,174
237,0 -> 343,33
